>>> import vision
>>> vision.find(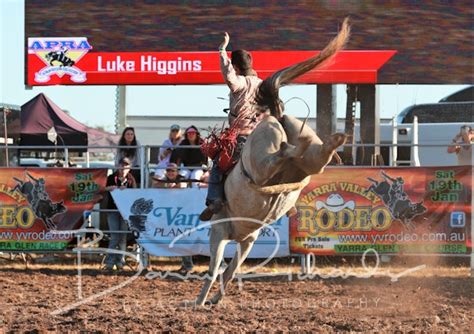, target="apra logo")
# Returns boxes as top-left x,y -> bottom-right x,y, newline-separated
28,37 -> 92,83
